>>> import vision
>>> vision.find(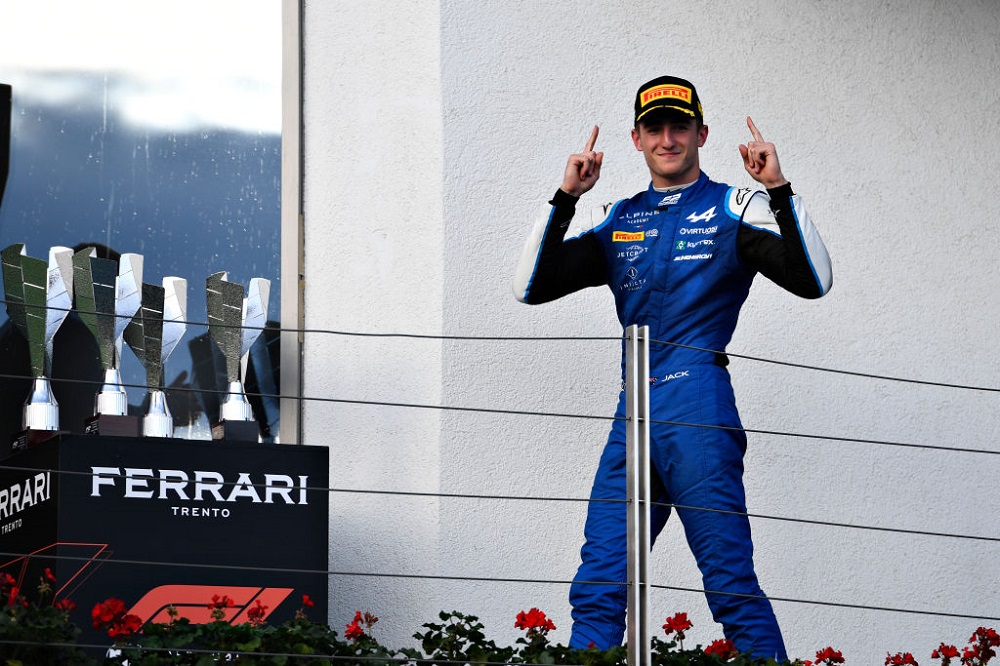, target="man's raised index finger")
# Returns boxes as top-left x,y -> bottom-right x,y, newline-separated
584,125 -> 600,152
746,116 -> 764,142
